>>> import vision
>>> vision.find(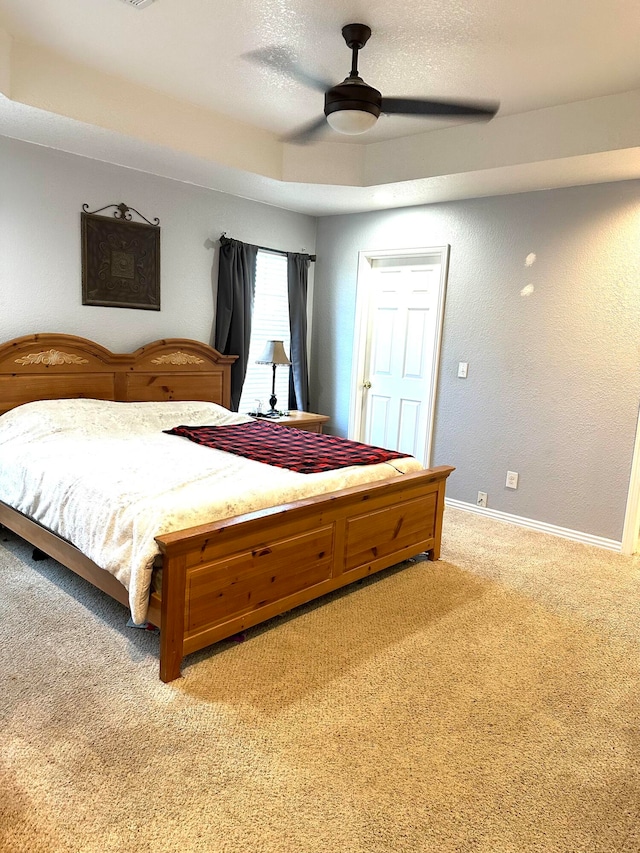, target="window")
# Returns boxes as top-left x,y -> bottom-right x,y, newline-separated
238,250 -> 291,414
